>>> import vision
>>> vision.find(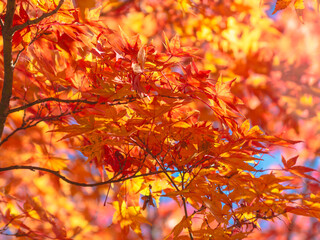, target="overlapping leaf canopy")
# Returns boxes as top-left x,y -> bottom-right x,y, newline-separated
0,0 -> 319,239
